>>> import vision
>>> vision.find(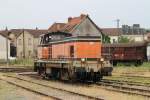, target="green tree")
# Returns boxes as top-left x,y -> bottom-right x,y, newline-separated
118,36 -> 134,43
102,33 -> 110,43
